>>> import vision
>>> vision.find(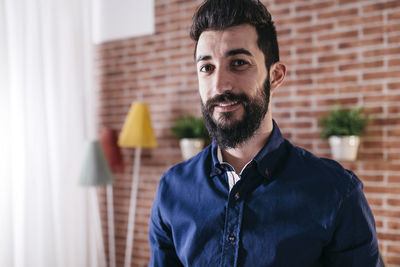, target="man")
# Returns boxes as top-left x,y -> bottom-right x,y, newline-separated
149,0 -> 380,266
